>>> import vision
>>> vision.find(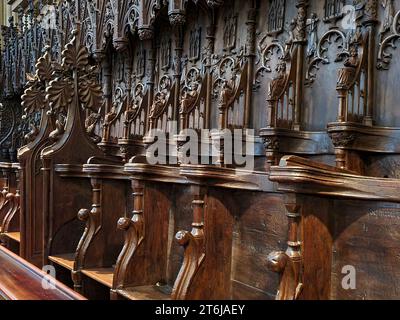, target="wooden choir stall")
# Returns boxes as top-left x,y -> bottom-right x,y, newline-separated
0,0 -> 399,300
